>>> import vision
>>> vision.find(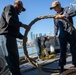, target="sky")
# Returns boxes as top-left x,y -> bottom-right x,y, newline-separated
0,0 -> 76,39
